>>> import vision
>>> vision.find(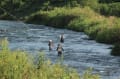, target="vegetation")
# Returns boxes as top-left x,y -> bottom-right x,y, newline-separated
0,0 -> 120,18
98,3 -> 120,17
0,39 -> 100,79
111,44 -> 120,56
